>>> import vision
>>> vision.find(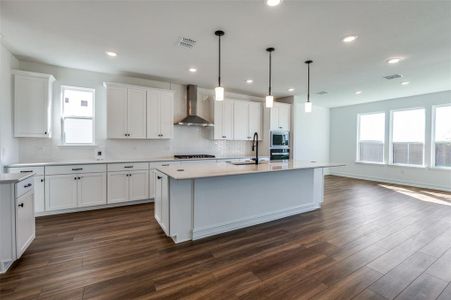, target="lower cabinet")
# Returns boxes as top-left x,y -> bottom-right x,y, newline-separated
107,170 -> 149,204
6,167 -> 45,214
149,162 -> 178,199
15,190 -> 35,258
154,170 -> 169,235
45,173 -> 106,211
